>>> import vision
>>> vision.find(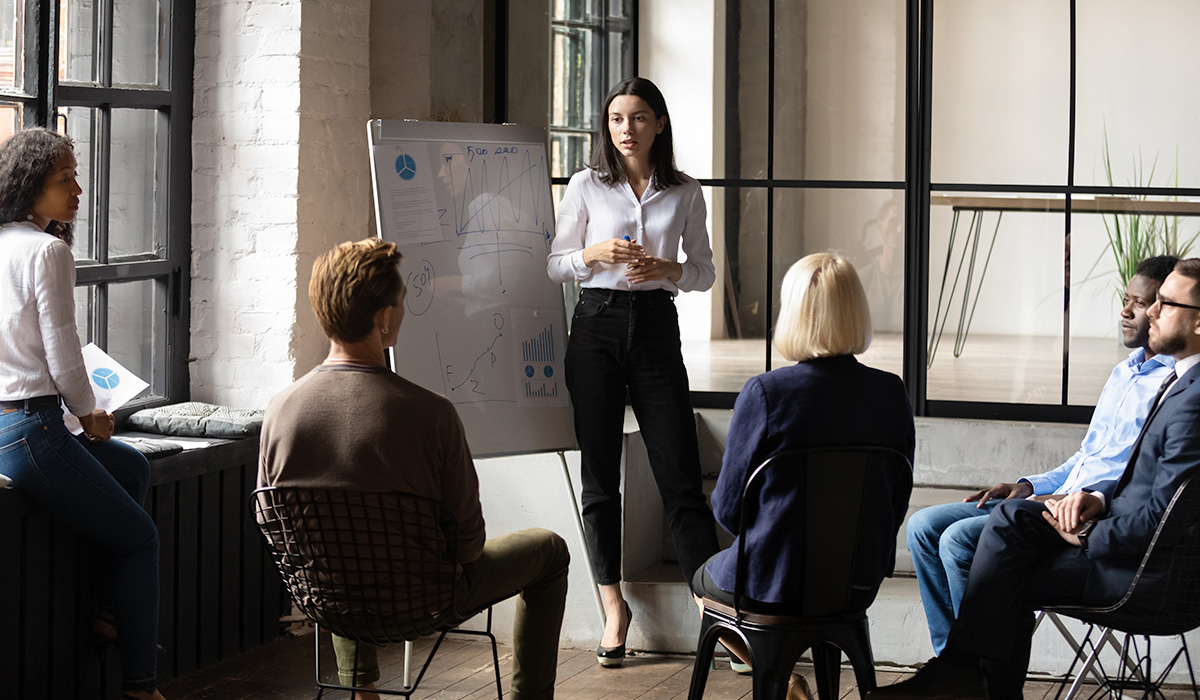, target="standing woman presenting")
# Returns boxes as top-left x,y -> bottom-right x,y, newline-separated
548,77 -> 719,667
0,128 -> 165,700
